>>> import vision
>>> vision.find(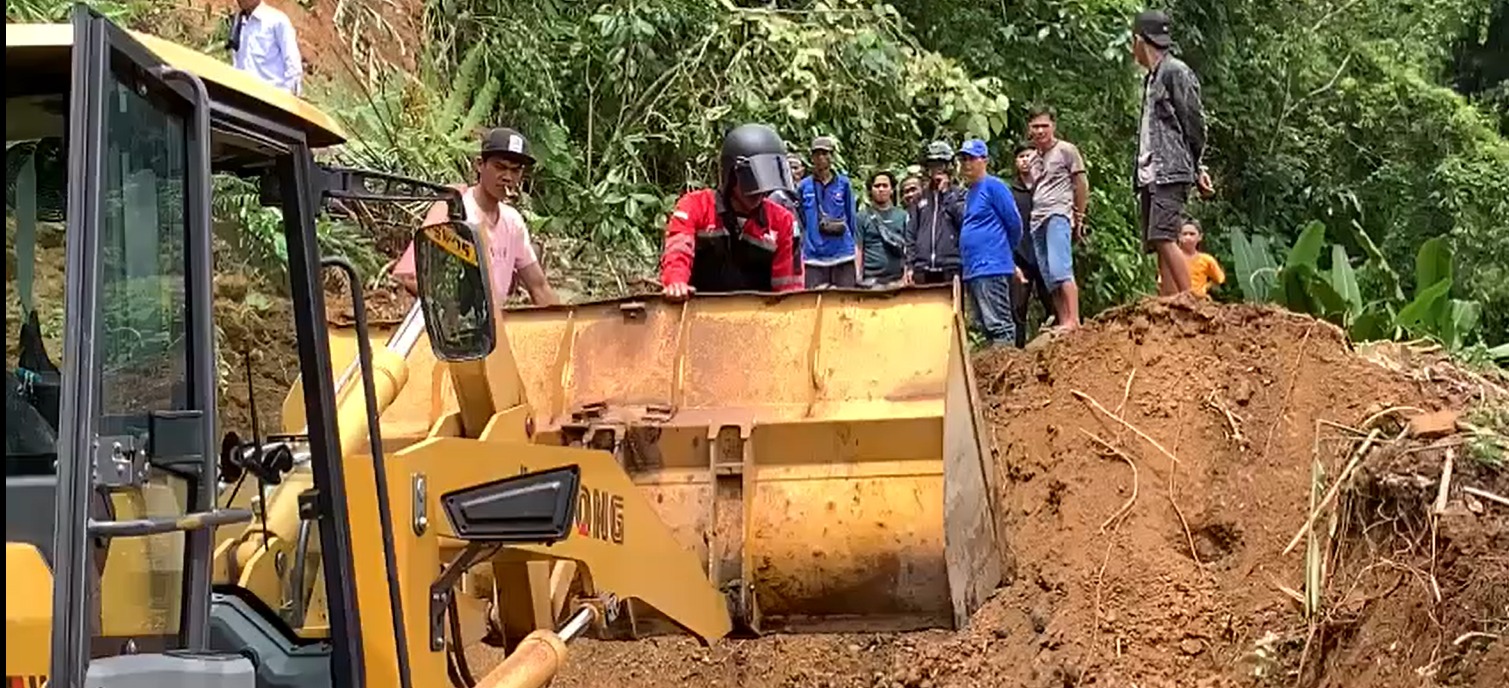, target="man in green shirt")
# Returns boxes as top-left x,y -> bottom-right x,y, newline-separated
856,170 -> 908,287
